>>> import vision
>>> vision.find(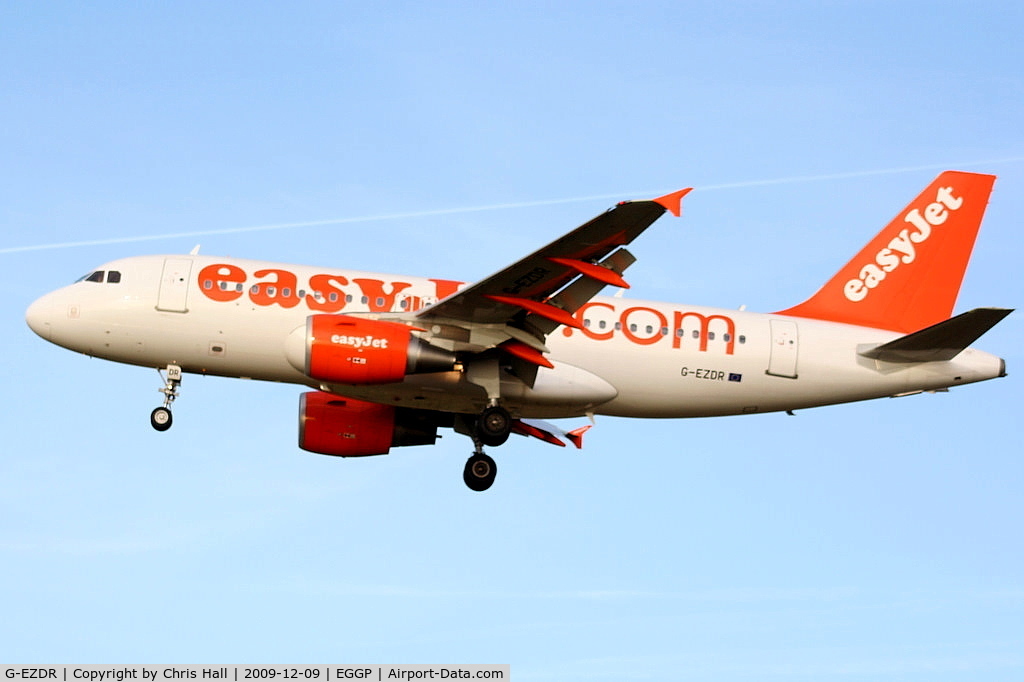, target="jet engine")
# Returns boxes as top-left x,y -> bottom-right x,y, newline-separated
285,314 -> 456,384
298,391 -> 439,457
